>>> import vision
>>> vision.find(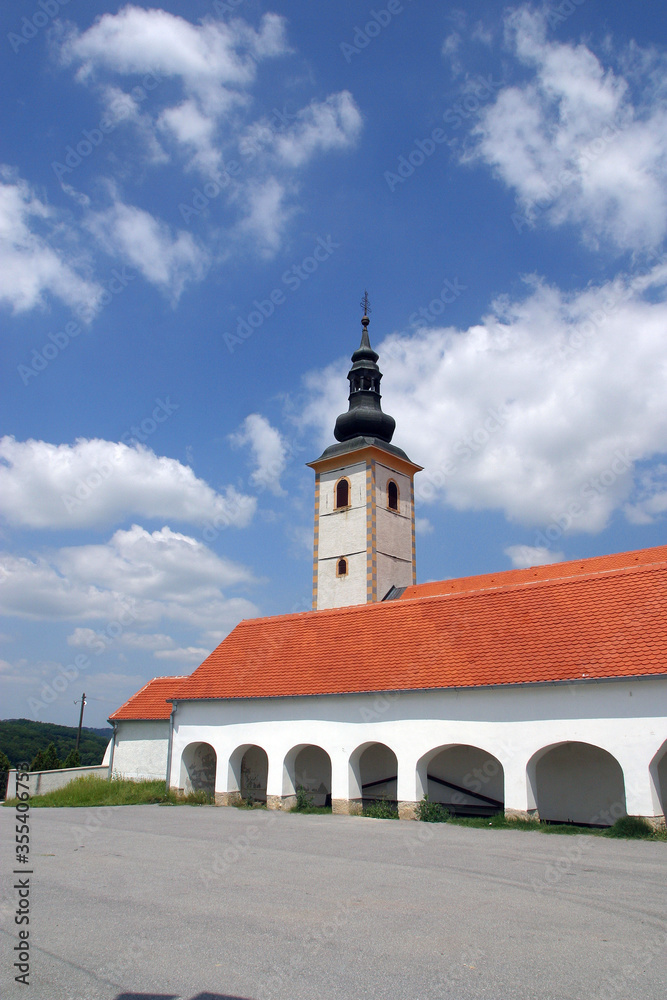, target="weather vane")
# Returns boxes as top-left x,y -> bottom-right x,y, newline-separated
360,289 -> 371,317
